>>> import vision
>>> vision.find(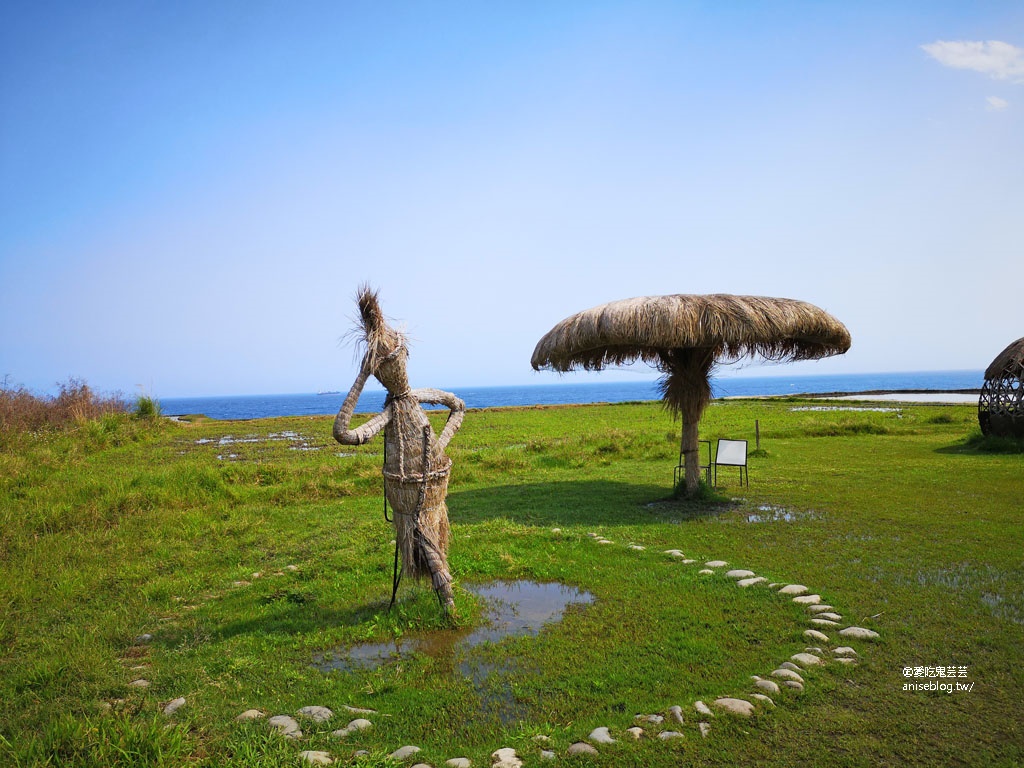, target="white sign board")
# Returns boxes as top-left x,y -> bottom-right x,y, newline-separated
717,440 -> 747,467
